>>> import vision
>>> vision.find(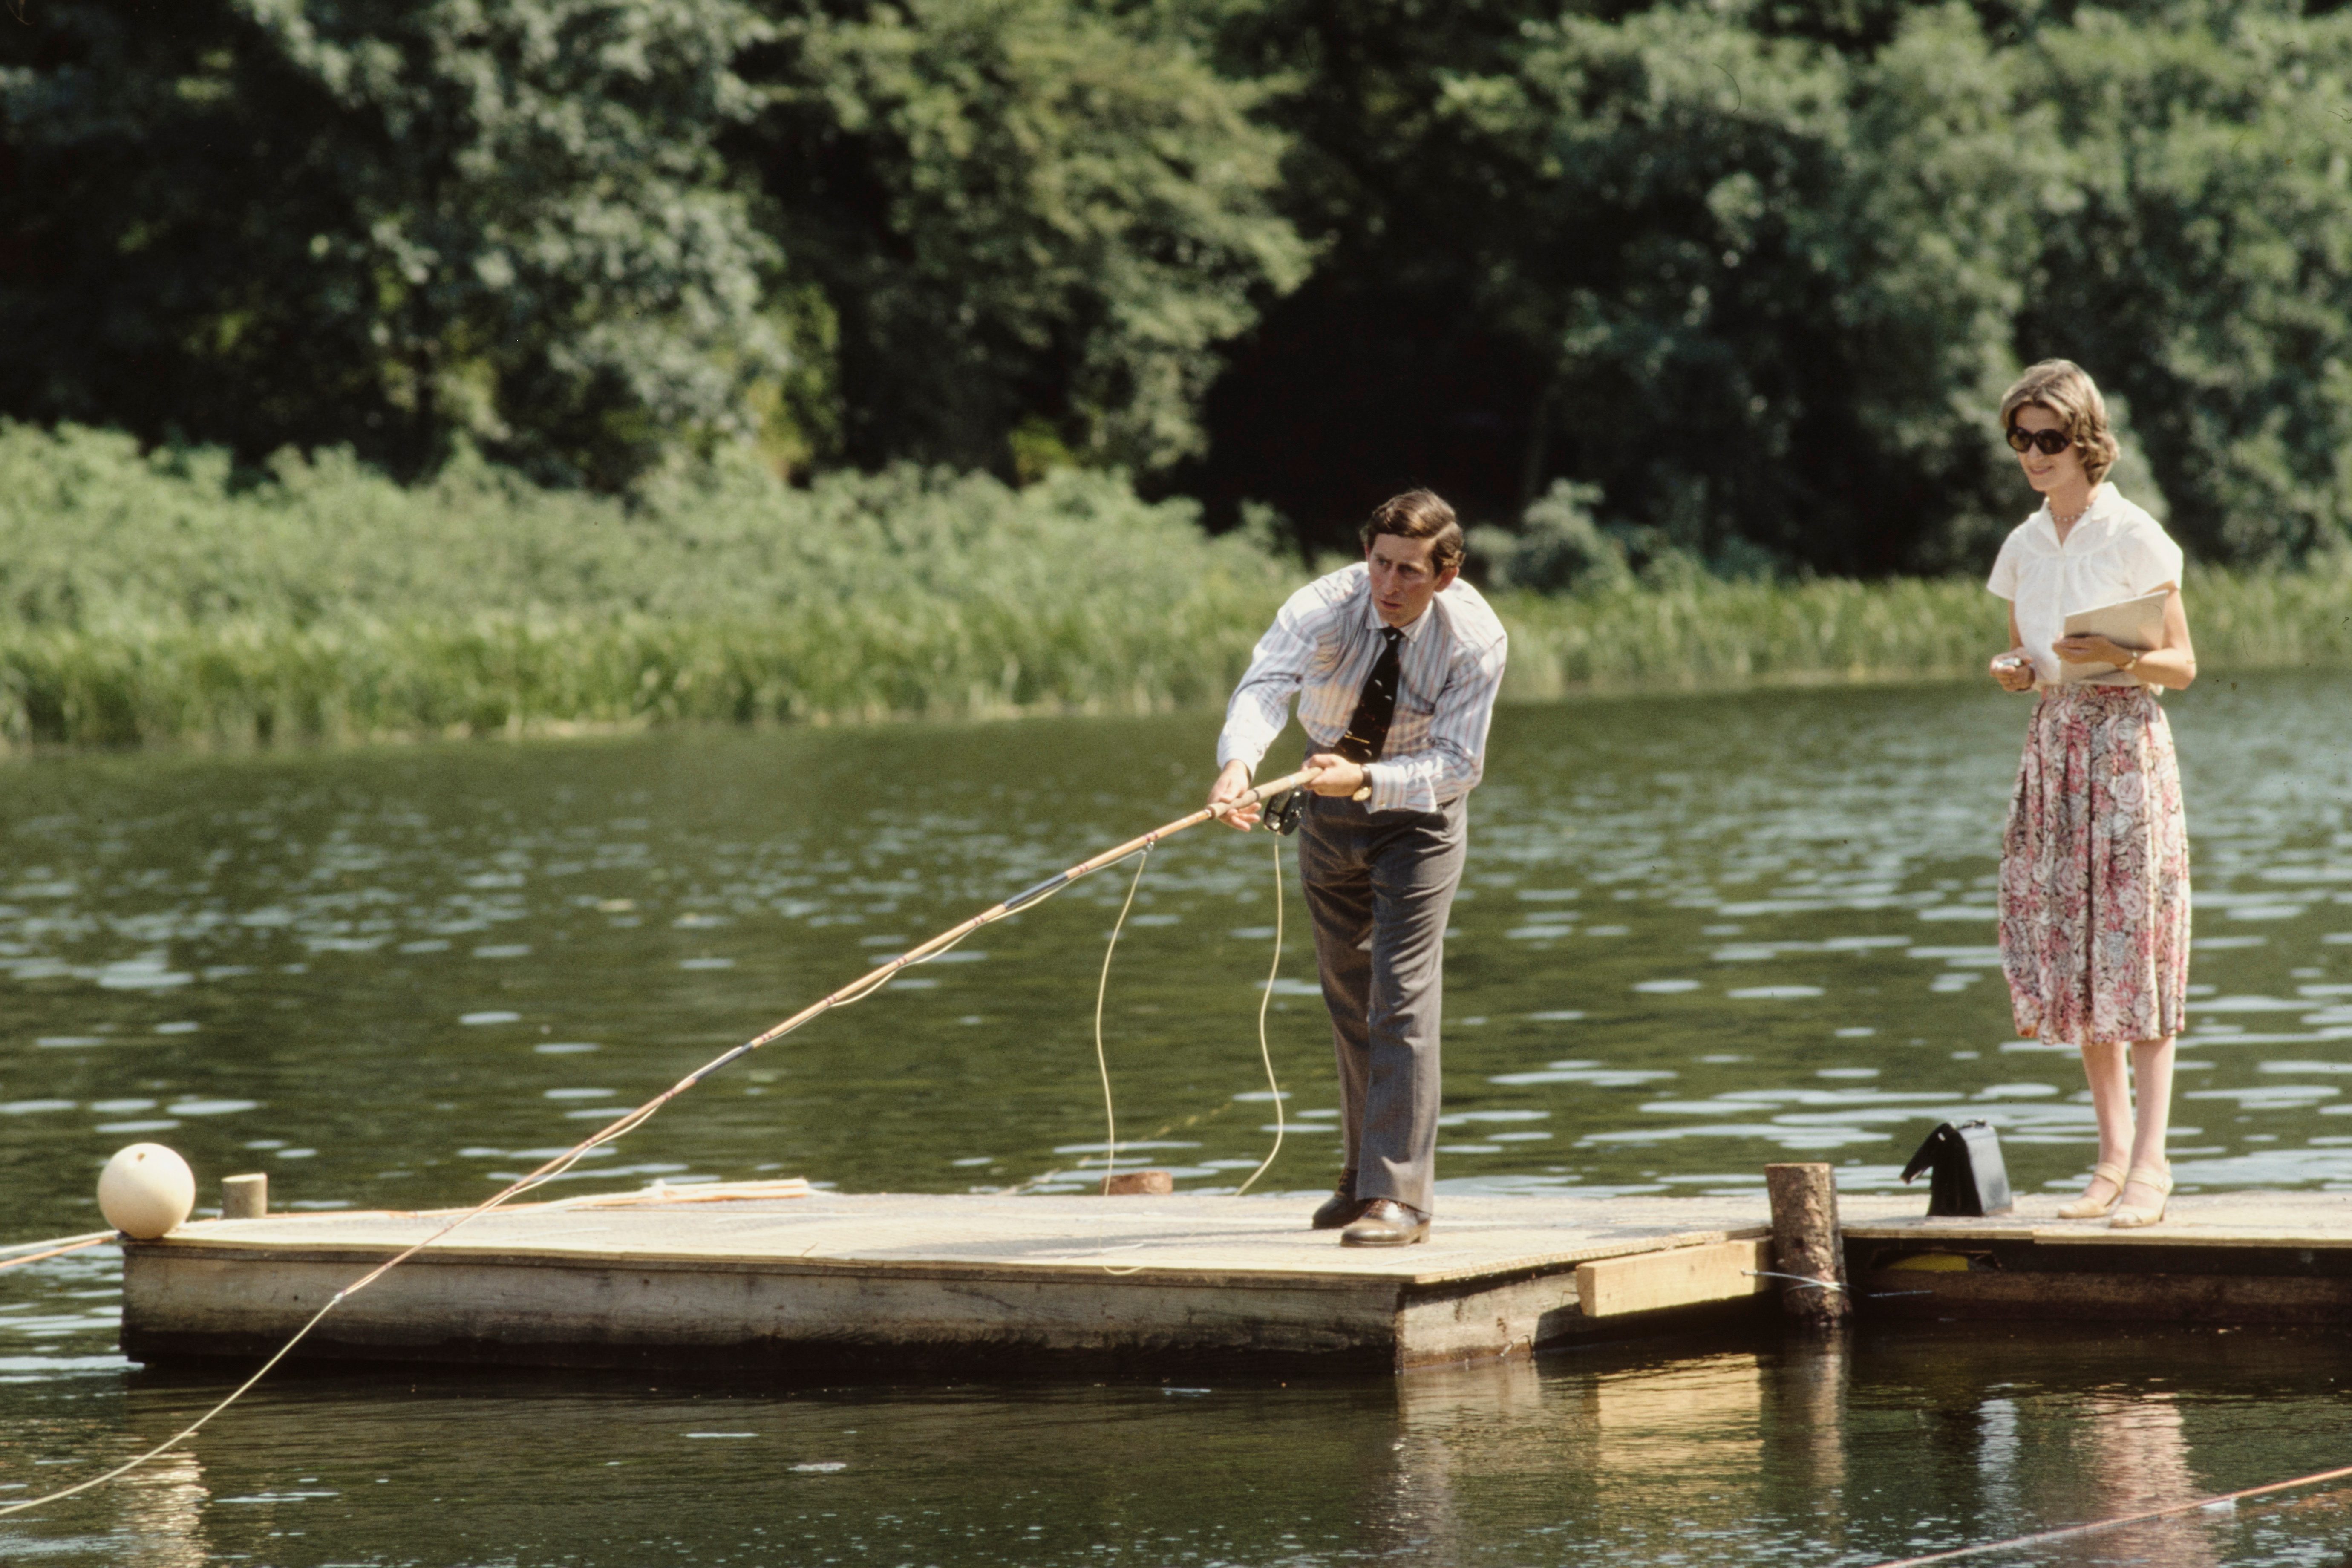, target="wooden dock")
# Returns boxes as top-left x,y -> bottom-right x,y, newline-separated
116,1187 -> 2352,1375
122,1189 -> 1805,1373
1848,1190 -> 2352,1323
